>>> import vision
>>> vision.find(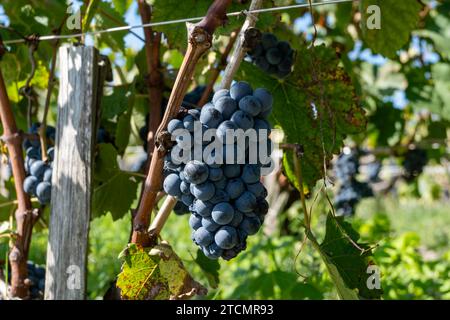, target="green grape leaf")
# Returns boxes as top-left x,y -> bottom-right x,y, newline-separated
360,0 -> 422,59
94,1 -> 127,52
117,242 -> 207,300
194,249 -> 220,289
236,45 -> 366,189
93,144 -> 139,220
102,85 -> 132,119
312,213 -> 382,300
430,63 -> 450,121
152,0 -> 277,51
115,92 -> 135,155
368,102 -> 404,147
